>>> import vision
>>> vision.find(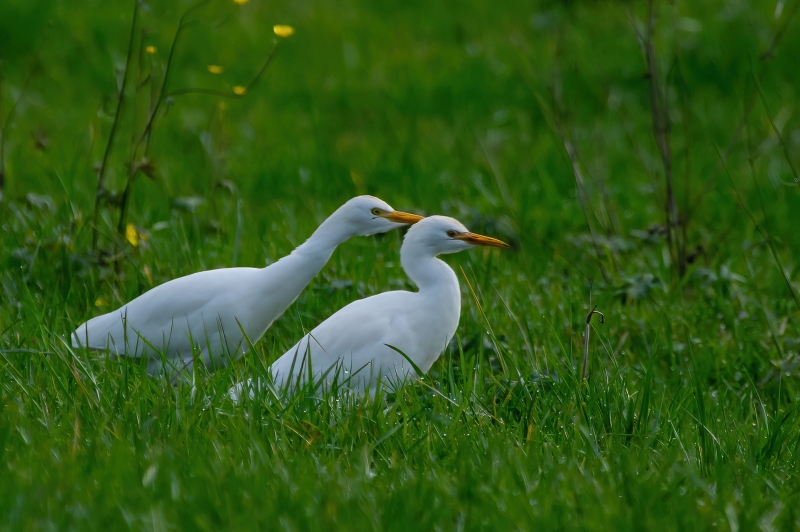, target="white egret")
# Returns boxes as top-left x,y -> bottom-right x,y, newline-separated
71,196 -> 423,375
228,215 -> 509,400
